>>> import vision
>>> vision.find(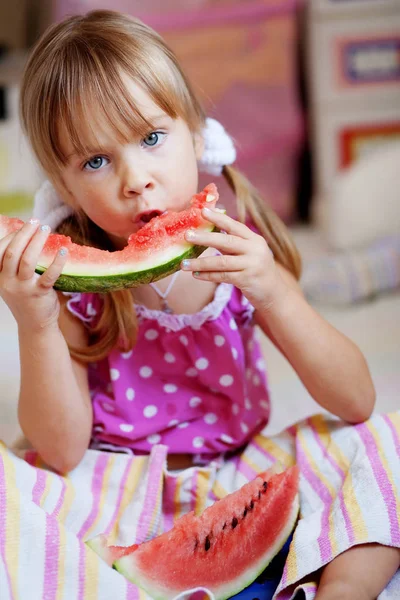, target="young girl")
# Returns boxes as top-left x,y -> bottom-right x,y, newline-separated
0,9 -> 399,600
